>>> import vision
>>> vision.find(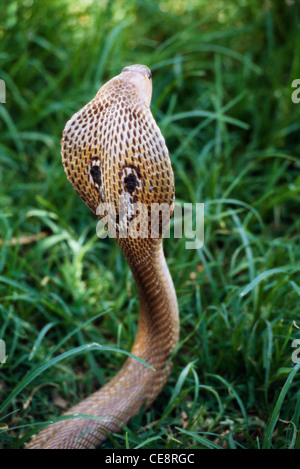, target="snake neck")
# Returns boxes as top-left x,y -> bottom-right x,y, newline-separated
118,237 -> 179,368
